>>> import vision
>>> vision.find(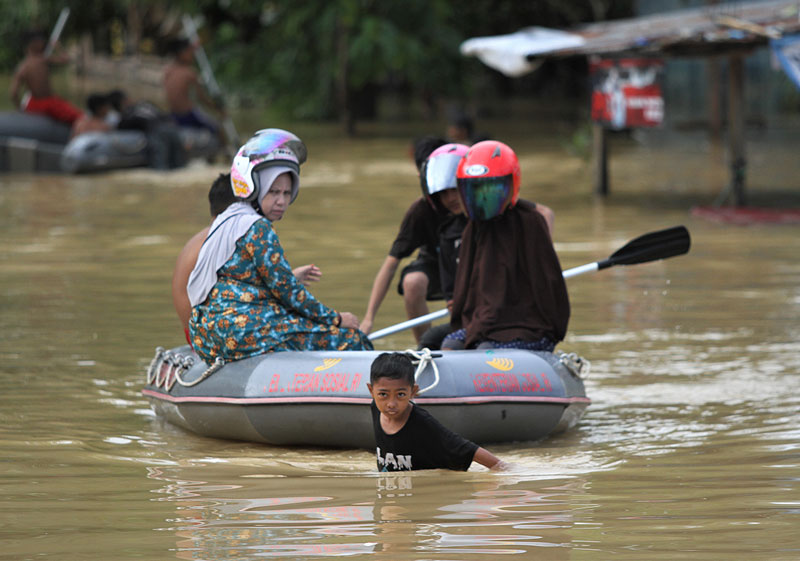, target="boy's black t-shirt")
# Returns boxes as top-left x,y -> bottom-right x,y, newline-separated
388,198 -> 445,261
371,402 -> 478,471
